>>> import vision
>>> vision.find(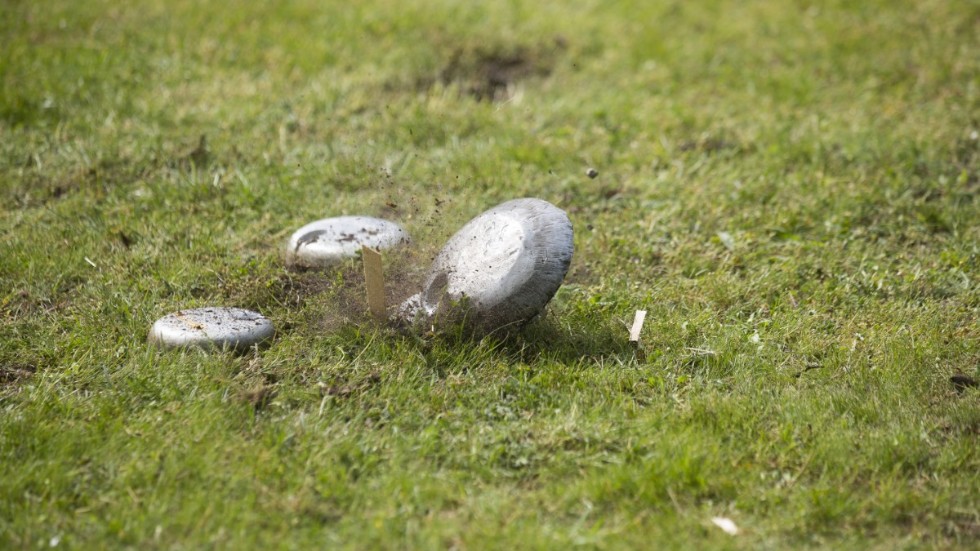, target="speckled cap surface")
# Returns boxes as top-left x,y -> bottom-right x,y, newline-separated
149,307 -> 274,350
286,216 -> 410,268
398,198 -> 573,333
